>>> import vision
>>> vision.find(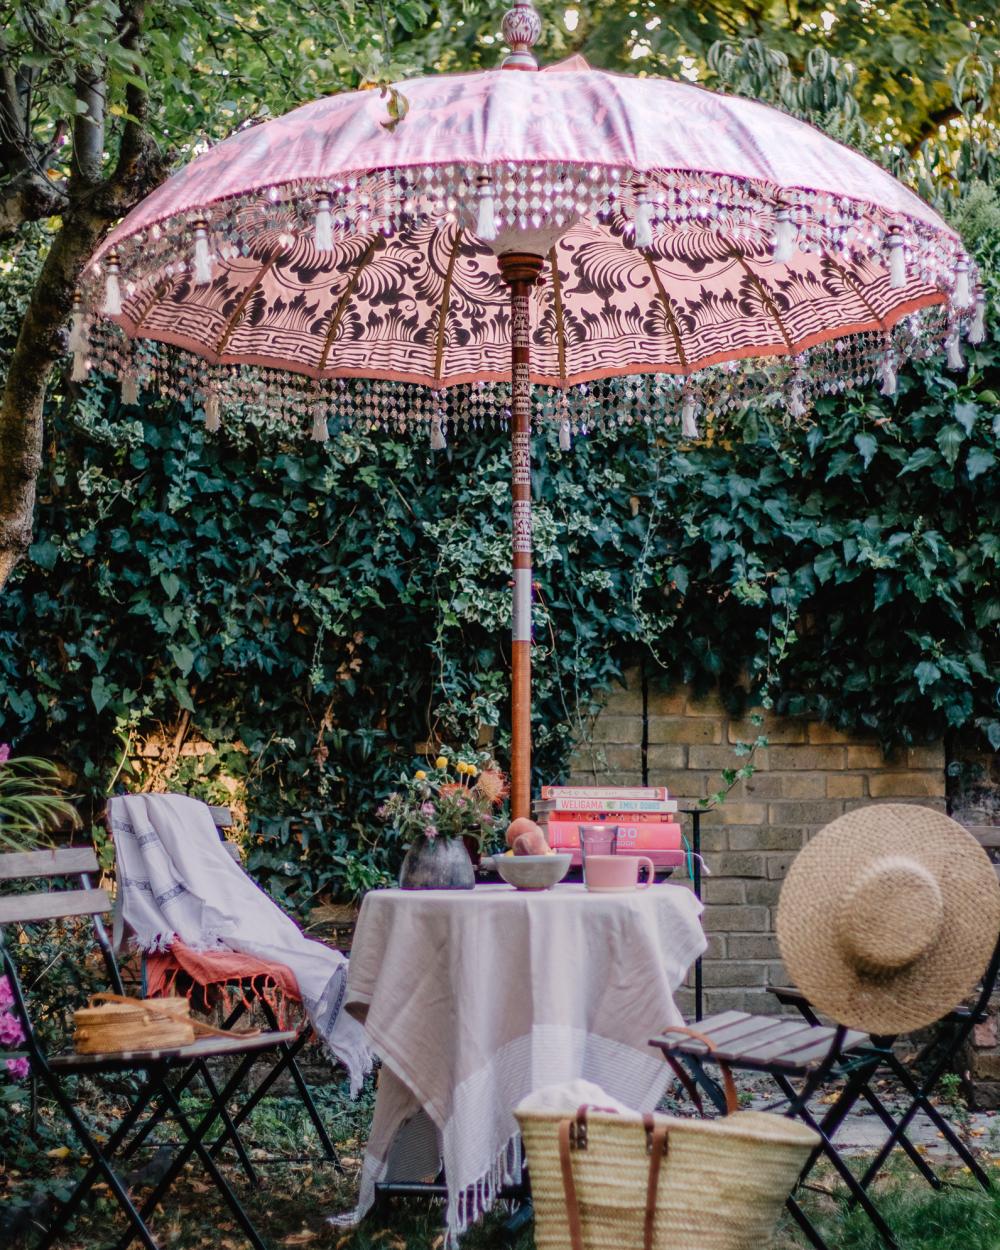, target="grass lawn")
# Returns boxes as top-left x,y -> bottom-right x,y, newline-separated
4,1076 -> 1000,1250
